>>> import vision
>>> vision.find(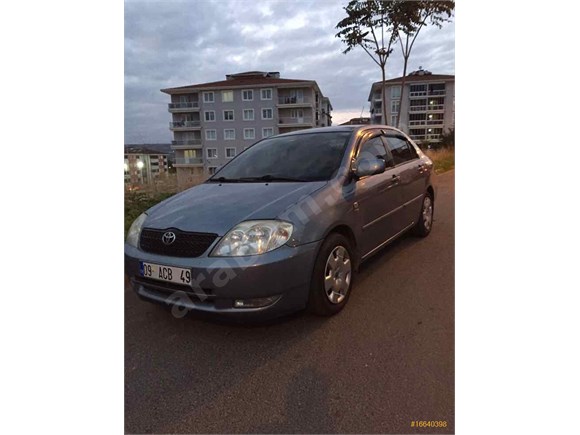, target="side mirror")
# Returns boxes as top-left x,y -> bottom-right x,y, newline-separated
353,156 -> 386,178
